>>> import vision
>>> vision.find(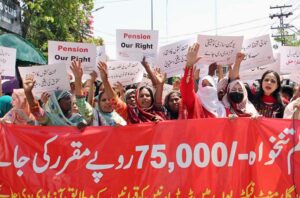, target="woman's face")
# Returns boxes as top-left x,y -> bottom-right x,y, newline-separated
262,73 -> 278,96
137,88 -> 152,109
71,97 -> 79,113
168,93 -> 181,113
11,93 -> 21,109
231,83 -> 243,93
229,83 -> 244,103
58,95 -> 72,113
98,92 -> 113,113
126,92 -> 136,107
